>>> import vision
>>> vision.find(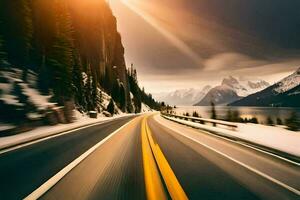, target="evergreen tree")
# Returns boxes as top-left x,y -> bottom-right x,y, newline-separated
192,111 -> 200,118
0,33 -> 7,67
111,79 -> 121,105
37,55 -> 51,94
210,102 -> 217,126
101,66 -> 113,94
210,102 -> 217,119
119,83 -> 126,112
266,116 -> 274,126
1,0 -> 33,75
285,112 -> 299,131
91,75 -> 102,111
47,1 -> 74,104
133,95 -> 142,113
72,51 -> 86,111
276,118 -> 283,125
249,117 -> 258,124
84,68 -> 93,111
232,110 -> 241,122
226,109 -> 233,122
107,98 -> 115,115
